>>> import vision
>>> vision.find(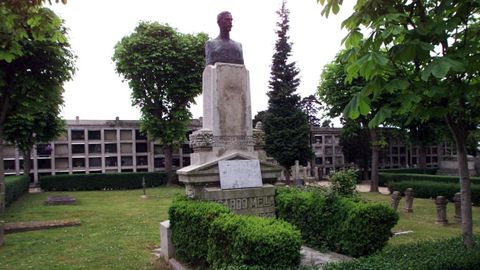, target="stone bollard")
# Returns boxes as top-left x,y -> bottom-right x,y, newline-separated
435,196 -> 448,225
453,192 -> 462,224
404,188 -> 414,213
390,191 -> 402,211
